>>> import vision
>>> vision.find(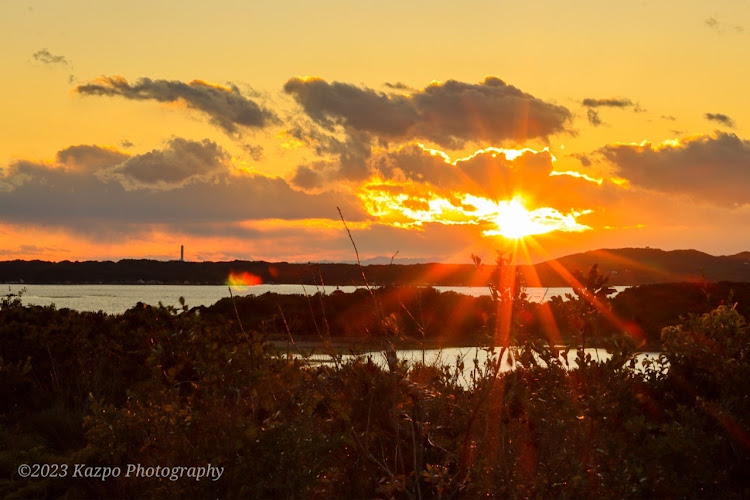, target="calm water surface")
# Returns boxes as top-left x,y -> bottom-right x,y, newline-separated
7,284 -> 628,315
300,347 -> 664,384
